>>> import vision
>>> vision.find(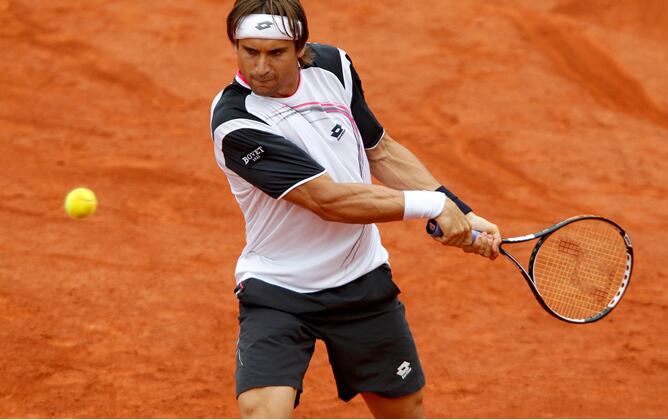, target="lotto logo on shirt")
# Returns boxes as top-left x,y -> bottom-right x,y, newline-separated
331,124 -> 345,140
242,146 -> 265,166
